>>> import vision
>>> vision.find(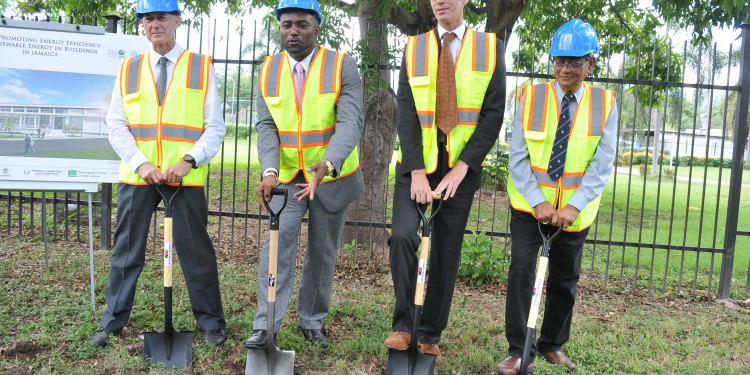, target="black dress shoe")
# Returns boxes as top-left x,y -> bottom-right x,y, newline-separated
243,329 -> 271,349
301,328 -> 328,348
90,328 -> 121,348
204,329 -> 227,347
